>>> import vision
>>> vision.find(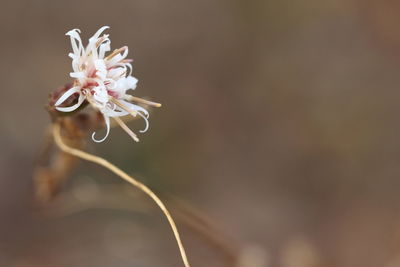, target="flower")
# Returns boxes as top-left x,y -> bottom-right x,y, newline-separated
54,26 -> 160,142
